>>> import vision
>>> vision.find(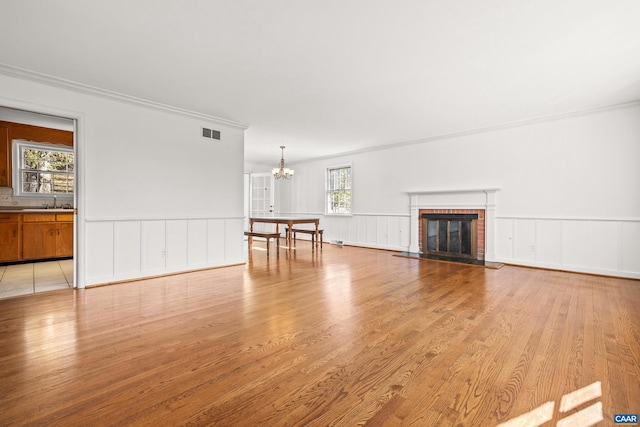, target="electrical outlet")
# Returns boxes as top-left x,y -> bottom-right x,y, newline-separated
531,245 -> 536,252
0,195 -> 10,201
